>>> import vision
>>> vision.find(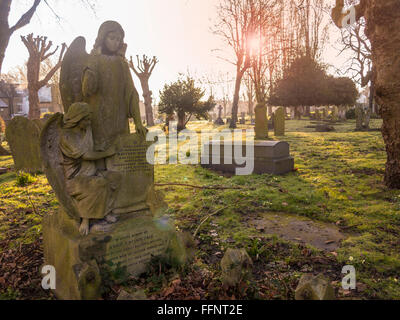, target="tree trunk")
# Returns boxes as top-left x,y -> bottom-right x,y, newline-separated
295,106 -> 302,120
139,78 -> 155,127
7,95 -> 13,116
366,1 -> 400,188
230,69 -> 244,129
0,0 -> 11,75
369,80 -> 374,115
332,0 -> 400,188
177,111 -> 186,132
0,31 -> 10,75
248,99 -> 253,118
27,55 -> 40,119
28,85 -> 40,119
